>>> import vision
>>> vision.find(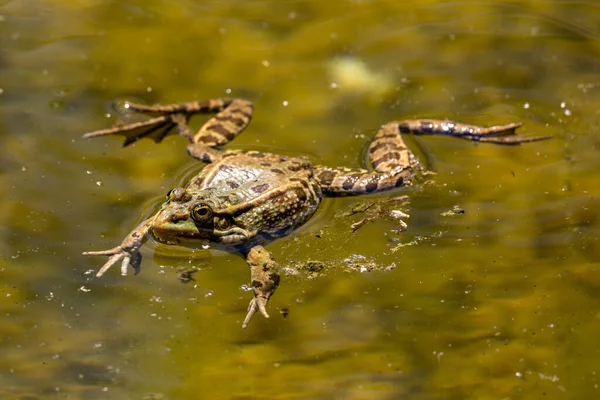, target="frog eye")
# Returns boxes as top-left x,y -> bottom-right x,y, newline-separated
166,188 -> 192,203
191,203 -> 213,223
